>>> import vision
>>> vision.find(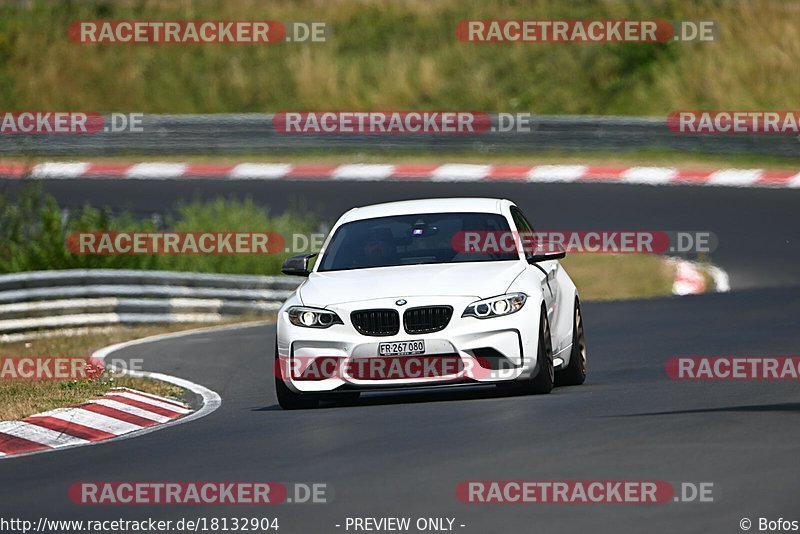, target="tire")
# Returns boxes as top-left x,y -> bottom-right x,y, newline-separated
274,342 -> 320,409
555,298 -> 587,386
527,308 -> 554,395
496,306 -> 554,396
